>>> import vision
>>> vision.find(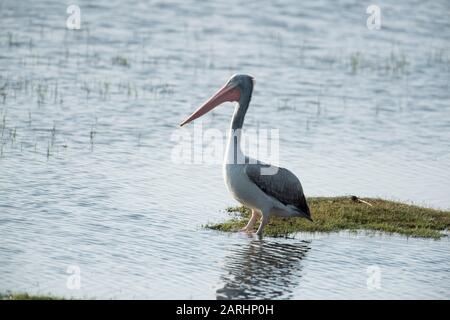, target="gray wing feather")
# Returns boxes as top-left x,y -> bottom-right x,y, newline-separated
244,163 -> 310,215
